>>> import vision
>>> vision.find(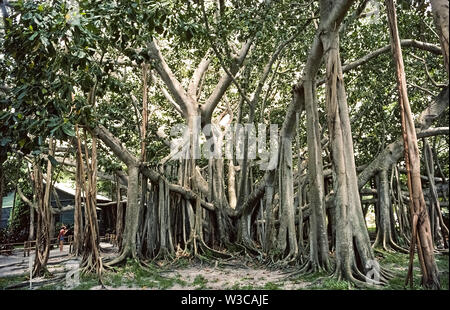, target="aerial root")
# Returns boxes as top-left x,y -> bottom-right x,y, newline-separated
153,247 -> 176,263
379,266 -> 394,280
284,260 -> 323,279
373,236 -> 410,254
180,237 -> 234,263
330,267 -> 383,289
104,247 -> 131,267
235,241 -> 264,259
